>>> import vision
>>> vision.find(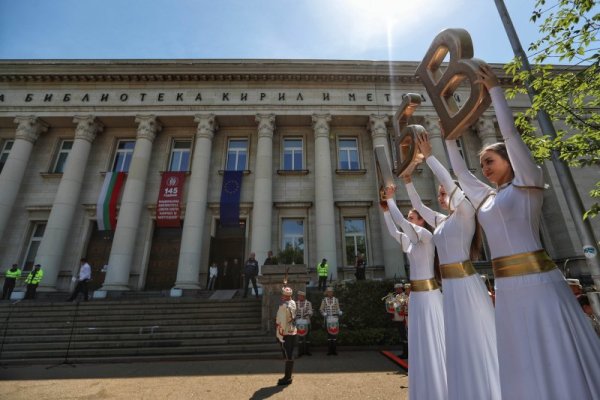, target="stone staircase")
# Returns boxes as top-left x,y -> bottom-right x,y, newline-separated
0,296 -> 280,365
